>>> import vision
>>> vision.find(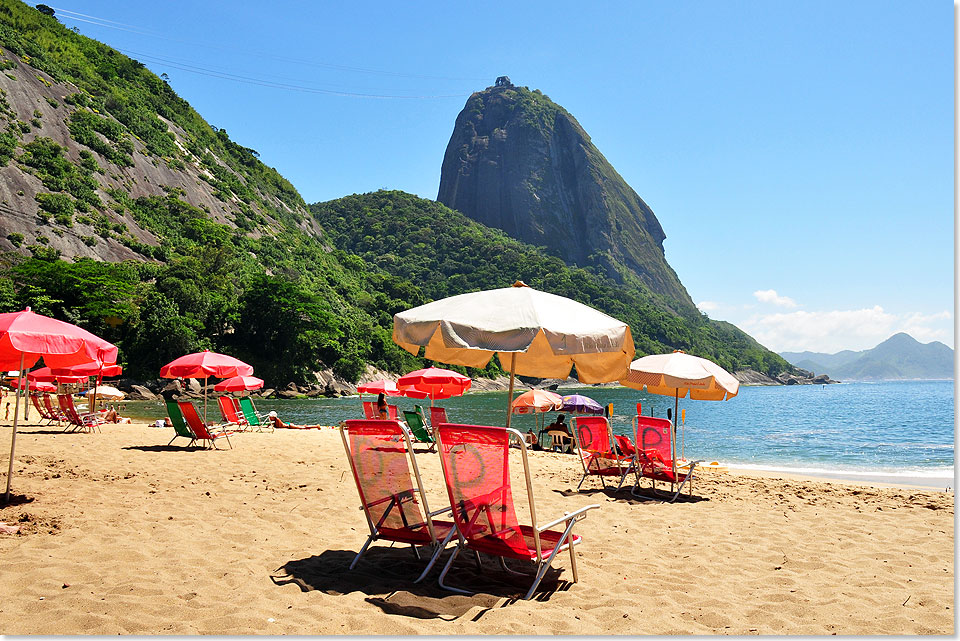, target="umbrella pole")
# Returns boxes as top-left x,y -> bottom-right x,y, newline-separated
505,353 -> 517,430
203,376 -> 208,424
672,389 -> 678,492
4,351 -> 25,503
